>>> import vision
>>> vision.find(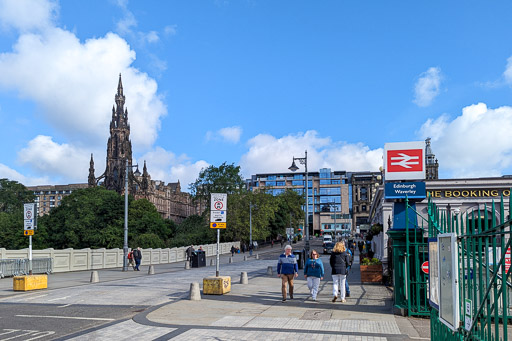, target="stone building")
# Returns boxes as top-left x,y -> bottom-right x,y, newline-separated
88,74 -> 197,223
350,171 -> 382,236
